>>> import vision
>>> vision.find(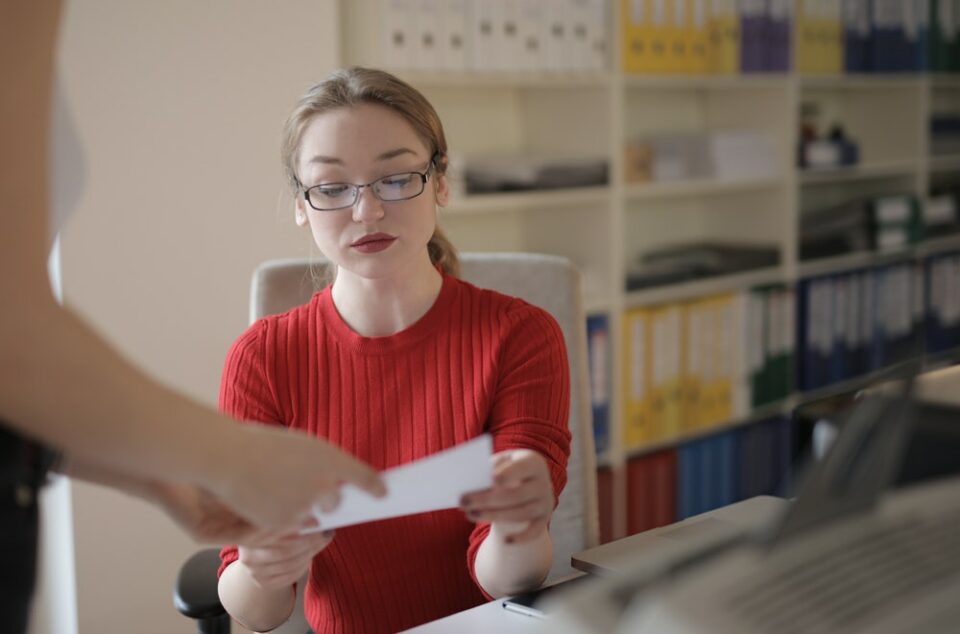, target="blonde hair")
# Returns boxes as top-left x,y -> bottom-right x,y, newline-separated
281,67 -> 459,278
